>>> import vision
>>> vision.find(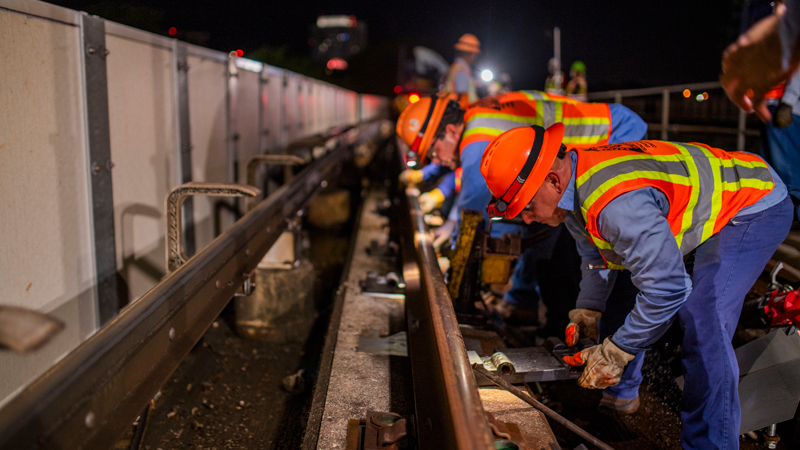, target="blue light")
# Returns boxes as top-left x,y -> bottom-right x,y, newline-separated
338,33 -> 350,42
